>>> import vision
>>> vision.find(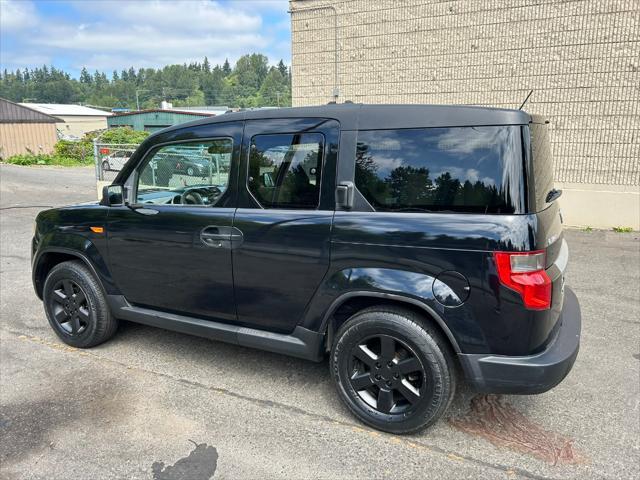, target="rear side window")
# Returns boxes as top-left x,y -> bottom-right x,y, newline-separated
529,123 -> 555,211
248,133 -> 324,209
355,126 -> 525,214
